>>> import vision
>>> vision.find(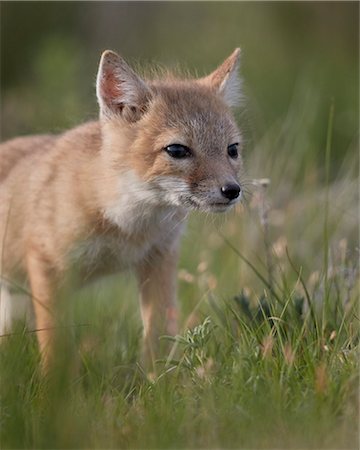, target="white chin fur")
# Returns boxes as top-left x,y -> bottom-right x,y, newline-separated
153,176 -> 192,207
103,171 -> 190,231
